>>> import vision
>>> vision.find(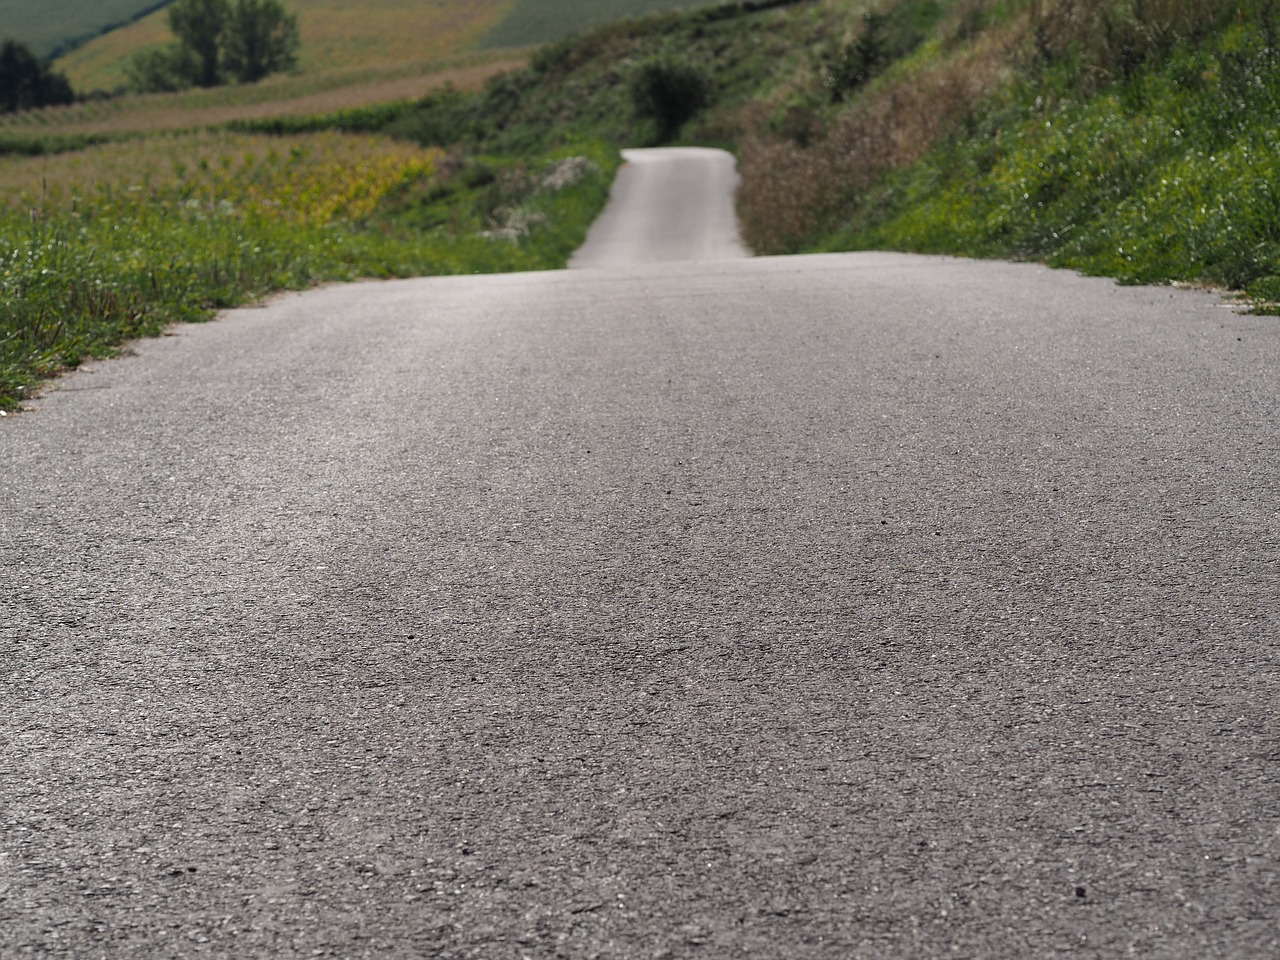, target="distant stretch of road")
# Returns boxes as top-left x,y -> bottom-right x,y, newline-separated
570,147 -> 748,267
2,149 -> 1276,958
